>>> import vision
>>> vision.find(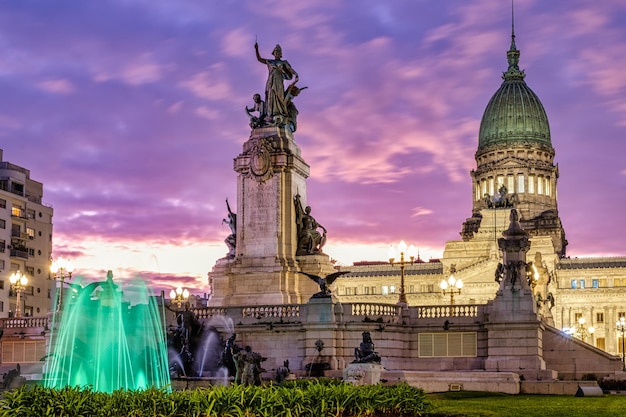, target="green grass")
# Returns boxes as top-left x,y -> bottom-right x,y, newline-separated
425,391 -> 626,417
